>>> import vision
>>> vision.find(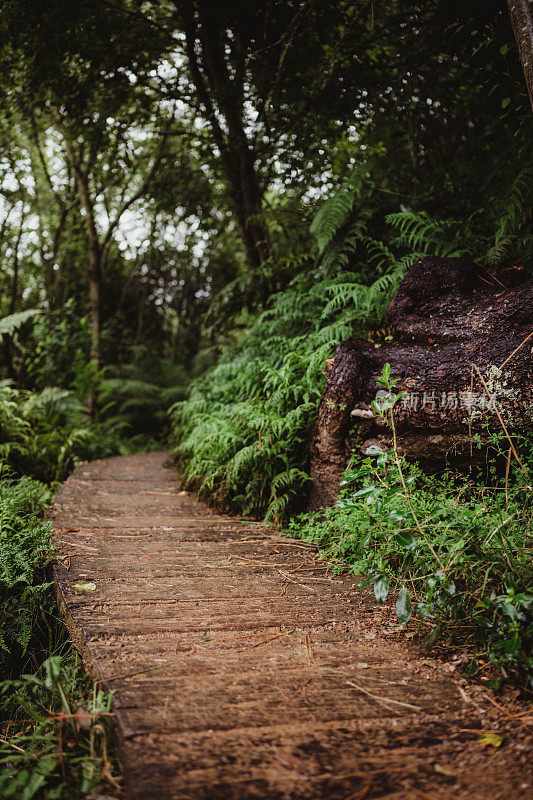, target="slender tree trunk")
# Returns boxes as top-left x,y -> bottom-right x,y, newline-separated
60,130 -> 102,372
3,212 -> 26,378
83,244 -> 103,418
133,285 -> 146,349
181,0 -> 271,270
226,153 -> 269,271
9,213 -> 24,315
507,0 -> 533,109
87,243 -> 102,370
